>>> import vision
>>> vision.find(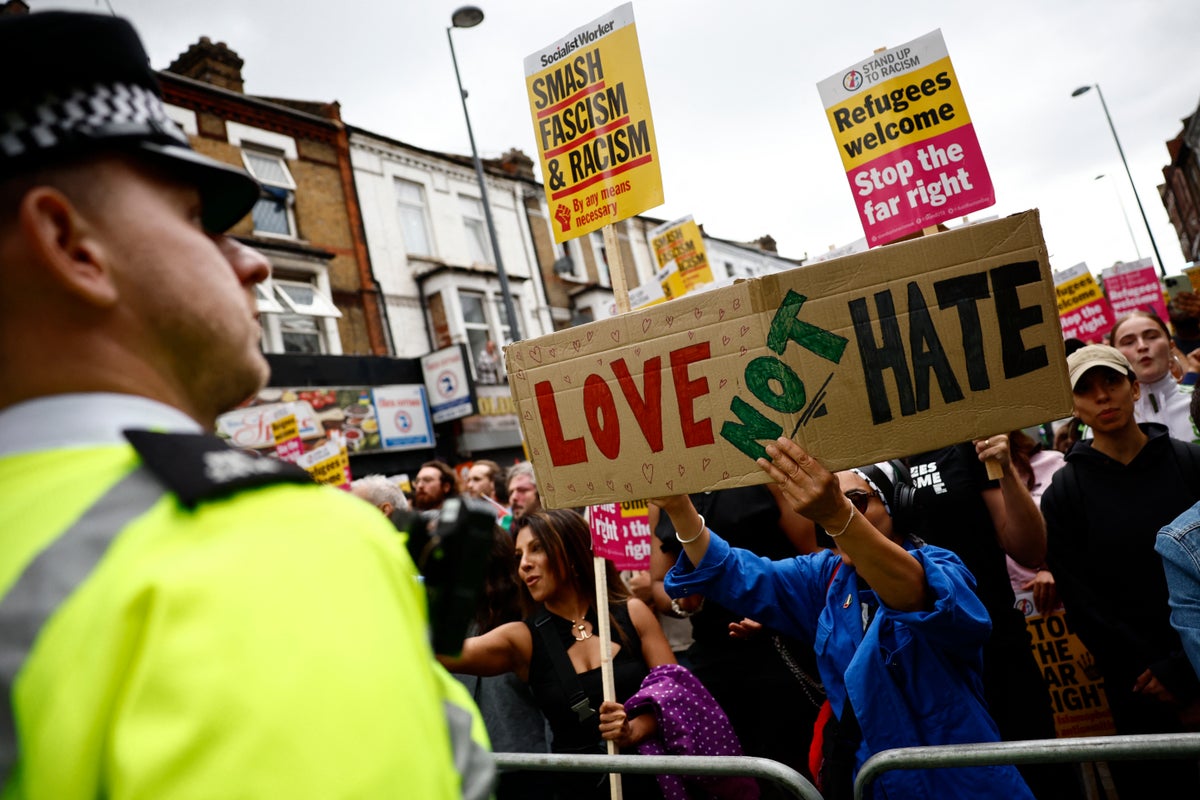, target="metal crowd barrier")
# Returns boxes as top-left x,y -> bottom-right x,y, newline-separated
854,732 -> 1200,800
493,752 -> 822,800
